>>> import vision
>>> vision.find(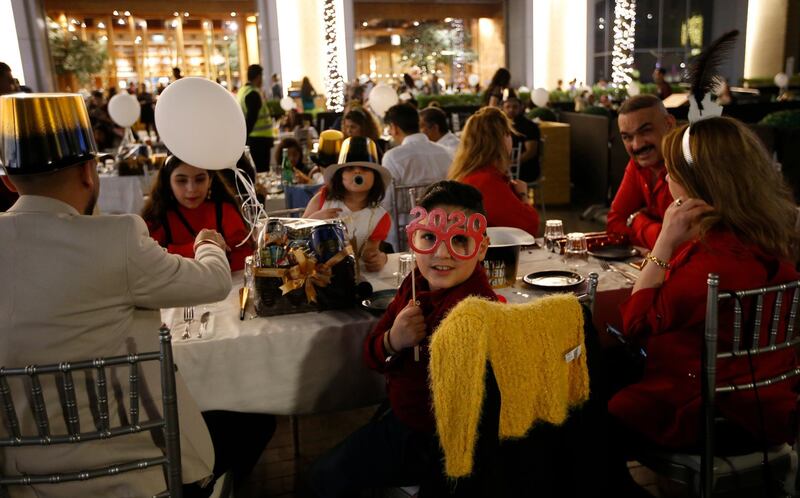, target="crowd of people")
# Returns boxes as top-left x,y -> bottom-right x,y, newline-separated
1,51 -> 798,498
